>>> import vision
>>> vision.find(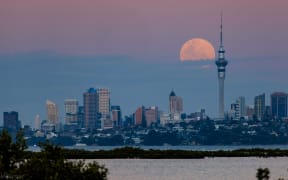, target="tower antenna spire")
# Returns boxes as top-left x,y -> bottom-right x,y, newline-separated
220,12 -> 223,47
